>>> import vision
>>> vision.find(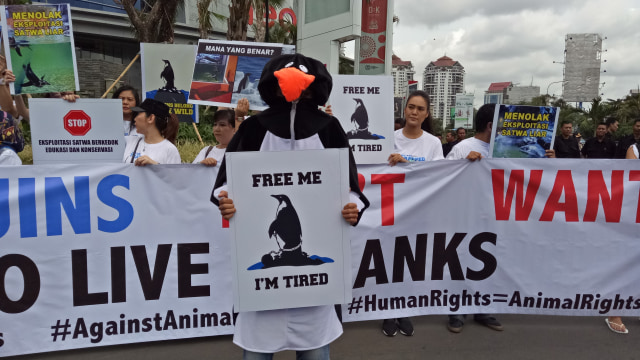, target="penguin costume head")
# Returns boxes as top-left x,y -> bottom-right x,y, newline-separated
258,53 -> 332,108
